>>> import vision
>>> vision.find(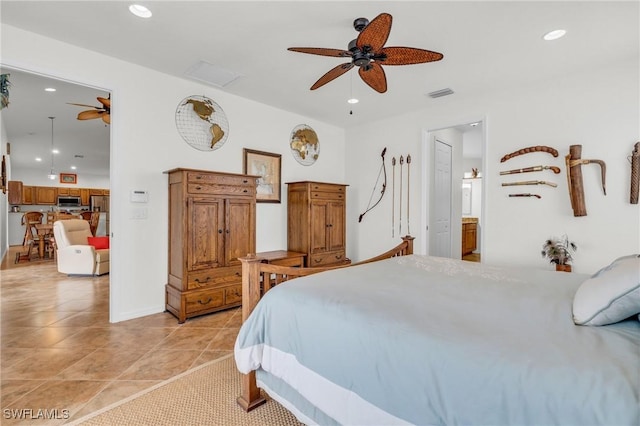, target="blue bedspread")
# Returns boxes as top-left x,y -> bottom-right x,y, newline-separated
235,255 -> 640,425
